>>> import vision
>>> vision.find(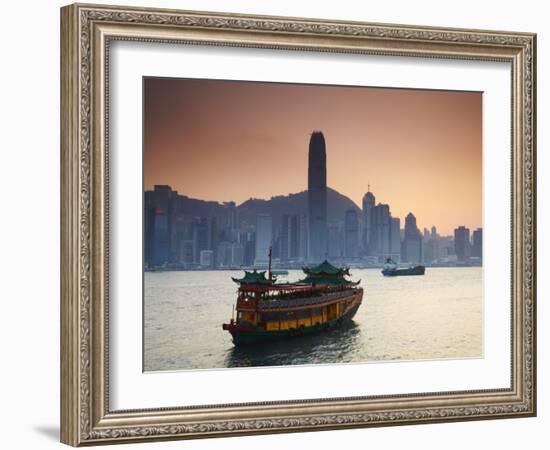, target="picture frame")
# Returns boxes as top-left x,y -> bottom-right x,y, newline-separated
60,2 -> 536,446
